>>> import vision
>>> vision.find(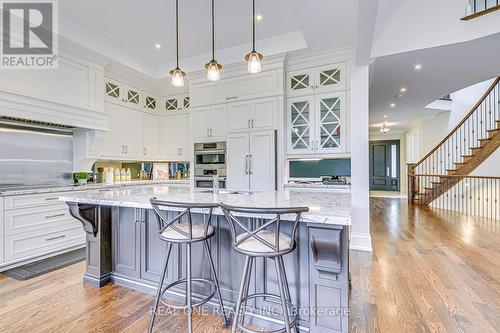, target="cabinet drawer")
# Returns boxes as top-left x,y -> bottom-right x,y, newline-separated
4,204 -> 77,236
4,226 -> 85,262
3,190 -> 98,210
4,192 -> 68,210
